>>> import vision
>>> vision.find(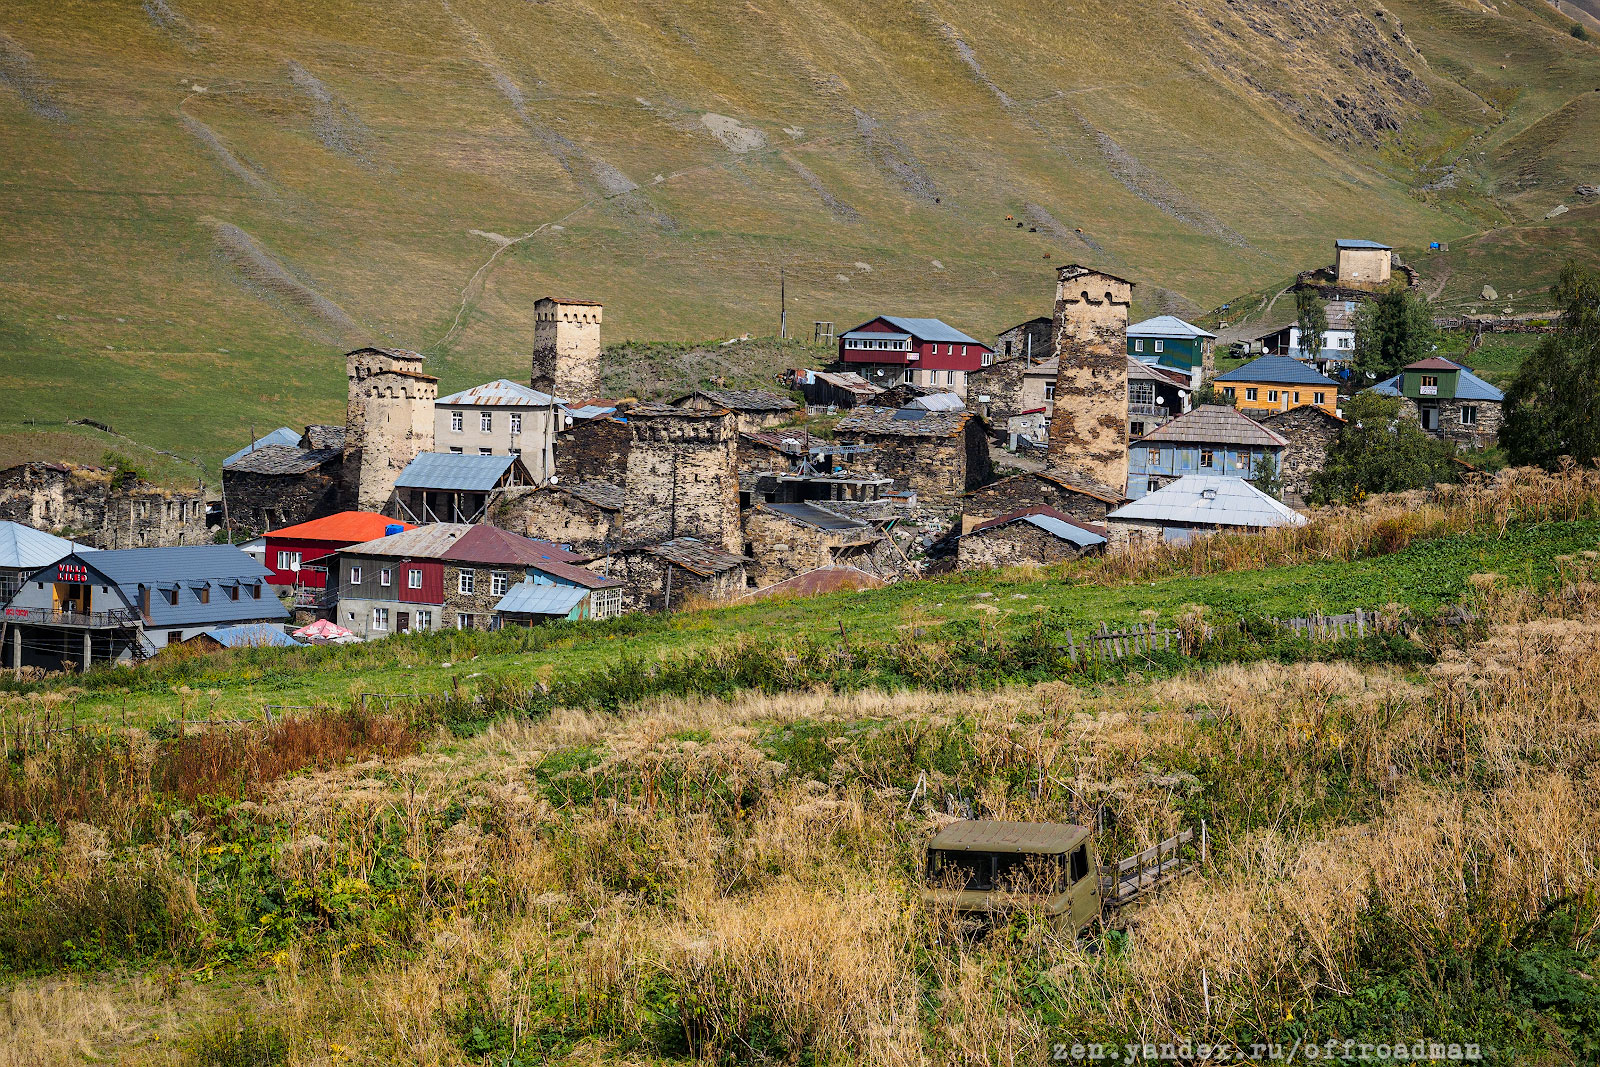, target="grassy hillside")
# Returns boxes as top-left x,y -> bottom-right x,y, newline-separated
0,0 -> 1596,477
